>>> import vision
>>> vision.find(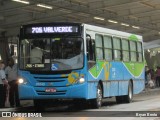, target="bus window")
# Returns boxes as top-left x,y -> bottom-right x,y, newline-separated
113,37 -> 121,61
130,41 -> 137,62
95,34 -> 103,60
137,42 -> 143,62
104,36 -> 112,61
122,39 -> 129,62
